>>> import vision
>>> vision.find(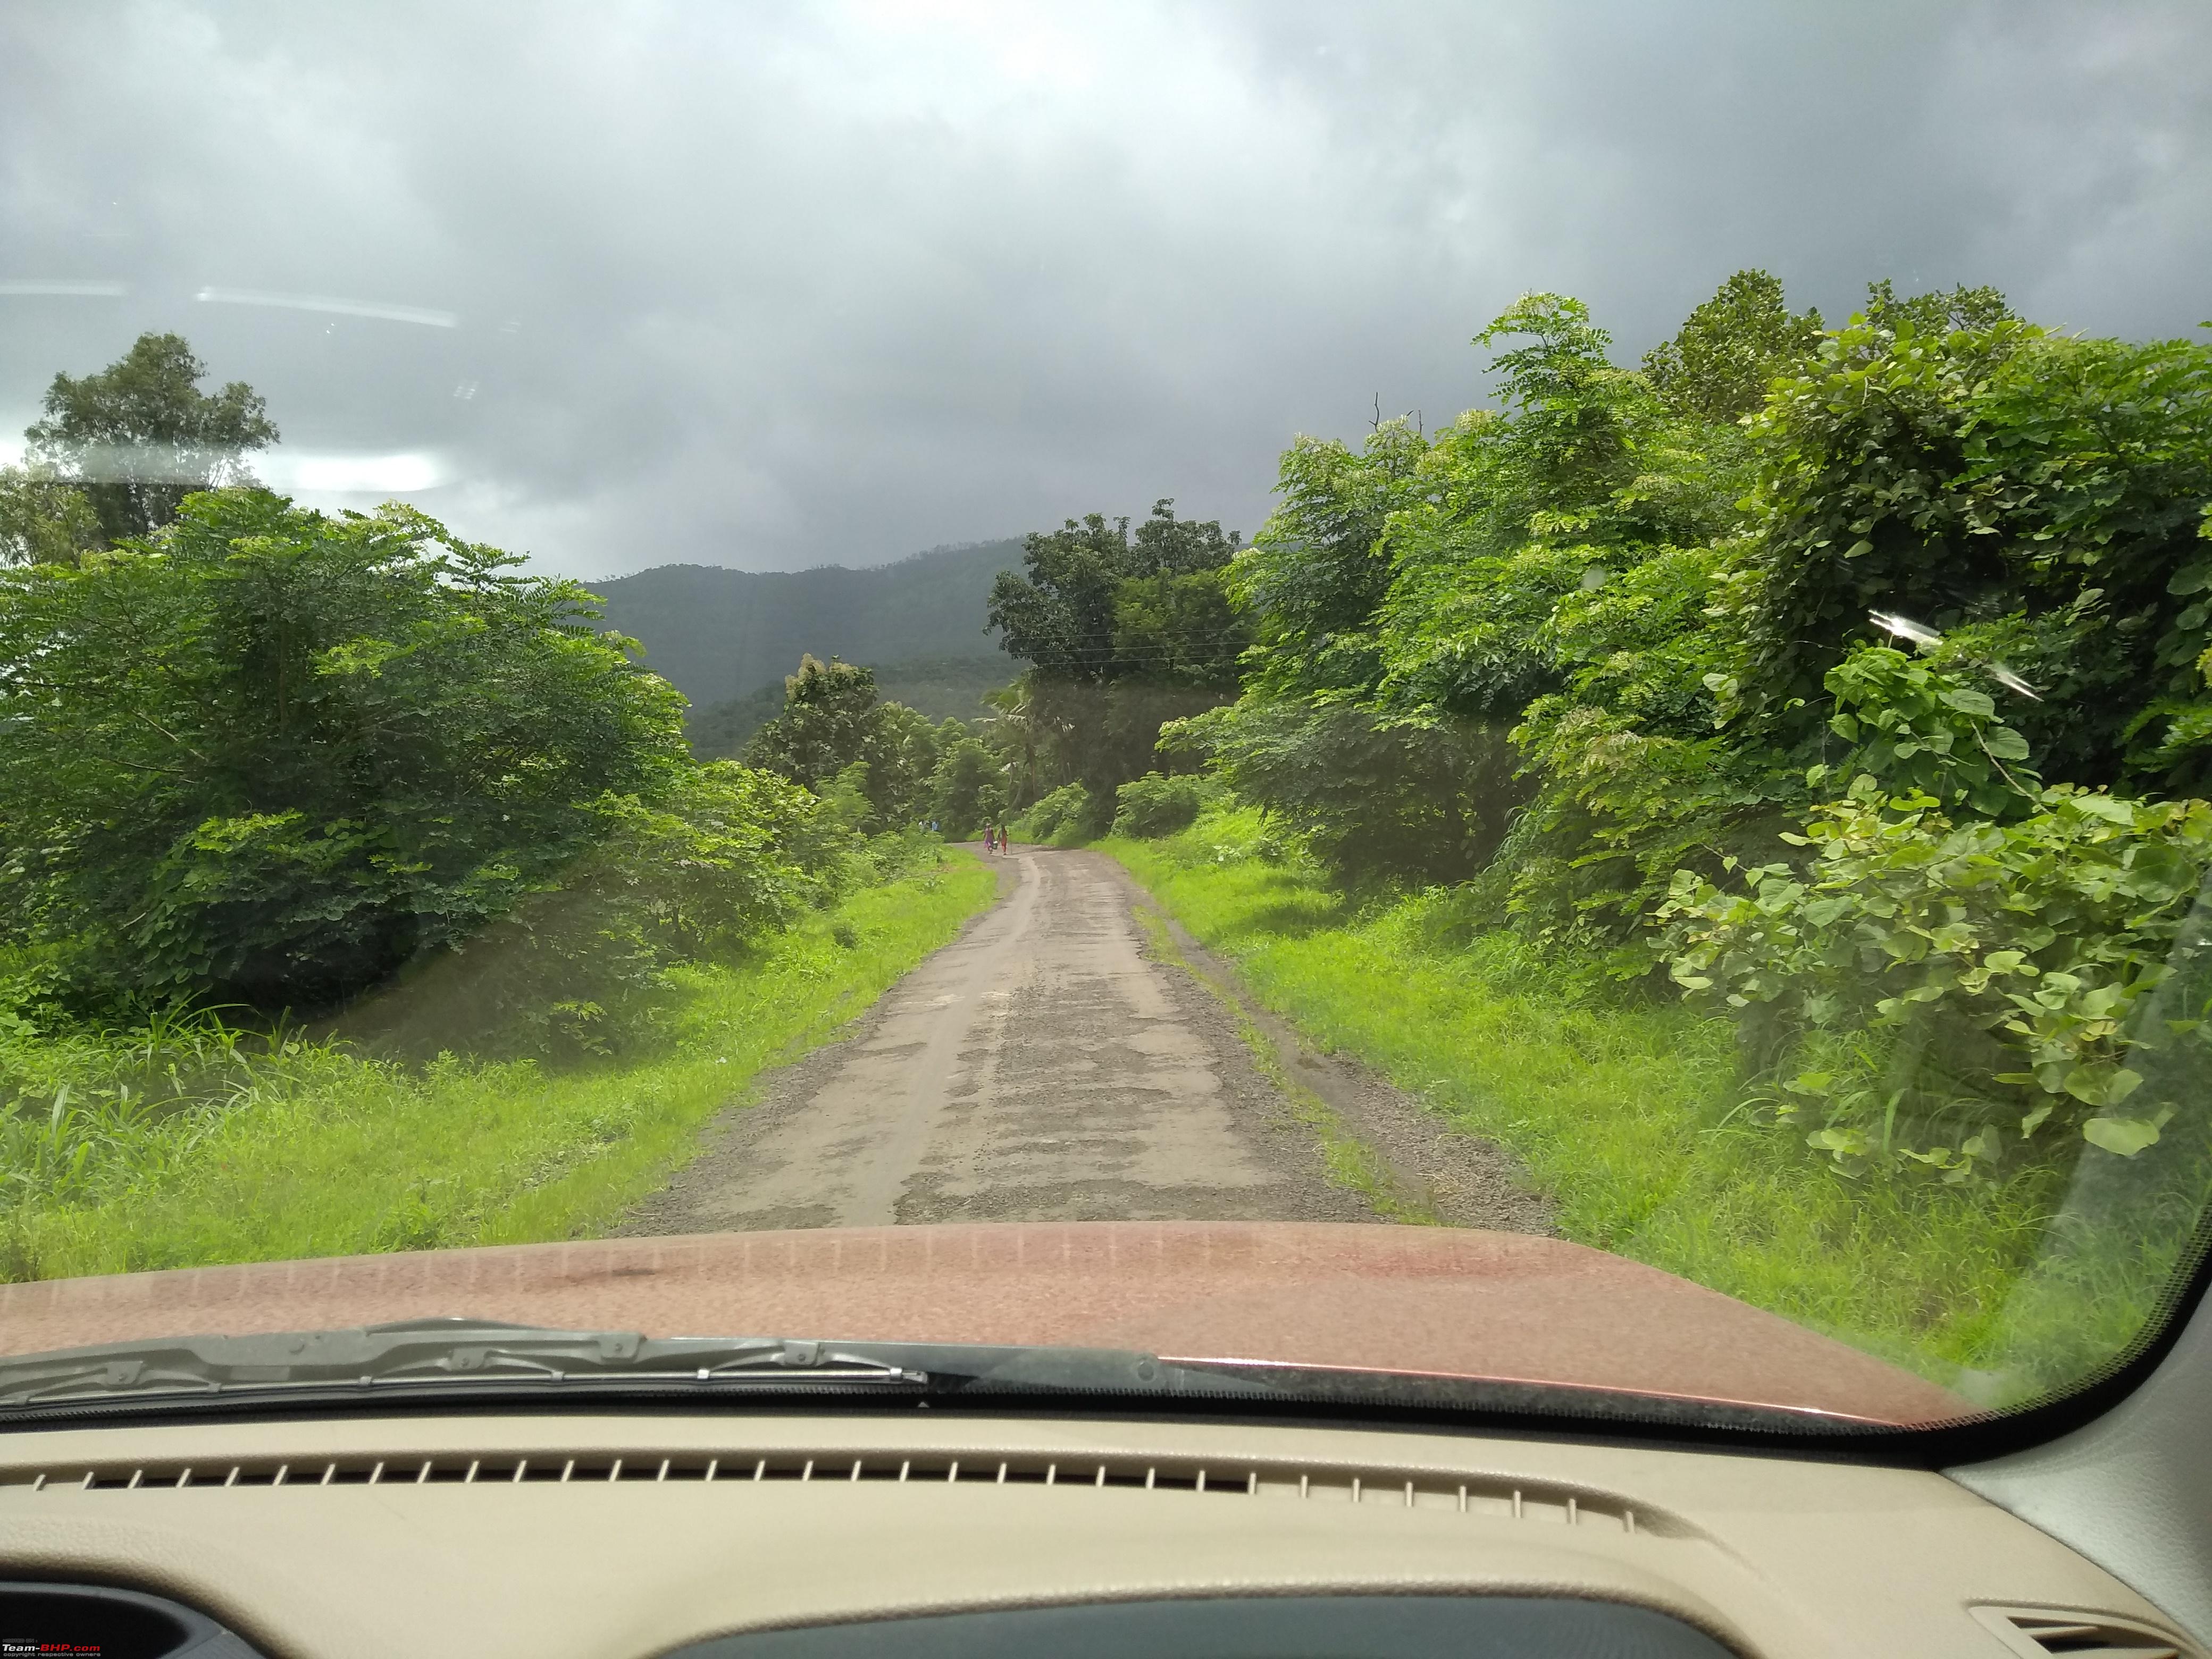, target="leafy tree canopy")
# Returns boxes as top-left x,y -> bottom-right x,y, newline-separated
26,333 -> 277,543
1229,419 -> 1431,703
0,490 -> 688,1010
743,655 -> 884,792
1189,273 -> 2080,916
987,500 -> 1241,685
1641,268 -> 1824,423
741,655 -> 948,831
928,735 -> 1006,837
987,500 -> 1244,823
1741,311 -> 2212,793
1111,566 -> 1248,691
1196,265 -> 2212,1172
1859,278 -> 2016,341
0,463 -> 102,566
